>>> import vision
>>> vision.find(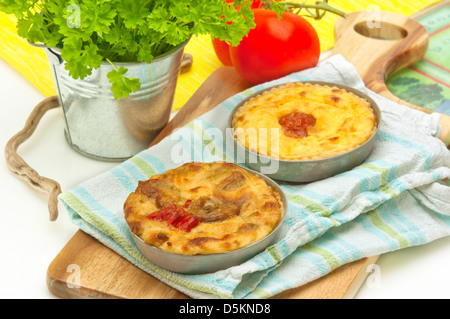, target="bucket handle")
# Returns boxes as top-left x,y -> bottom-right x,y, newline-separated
27,40 -> 47,49
4,53 -> 193,222
5,96 -> 61,222
28,41 -> 64,64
